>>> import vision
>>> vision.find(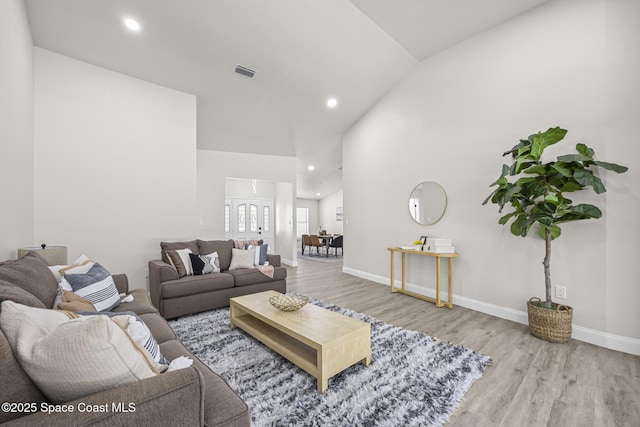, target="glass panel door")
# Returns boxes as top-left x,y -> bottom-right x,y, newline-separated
225,198 -> 274,250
